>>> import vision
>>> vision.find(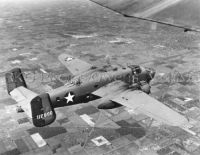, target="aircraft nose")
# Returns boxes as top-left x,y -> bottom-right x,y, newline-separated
145,67 -> 156,79
150,69 -> 156,79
